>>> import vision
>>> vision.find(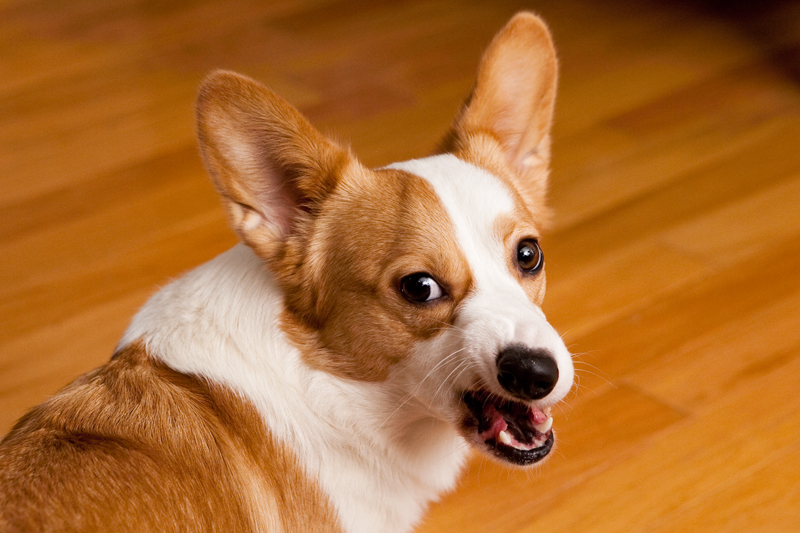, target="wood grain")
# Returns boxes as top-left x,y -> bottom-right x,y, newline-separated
1,0 -> 799,530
